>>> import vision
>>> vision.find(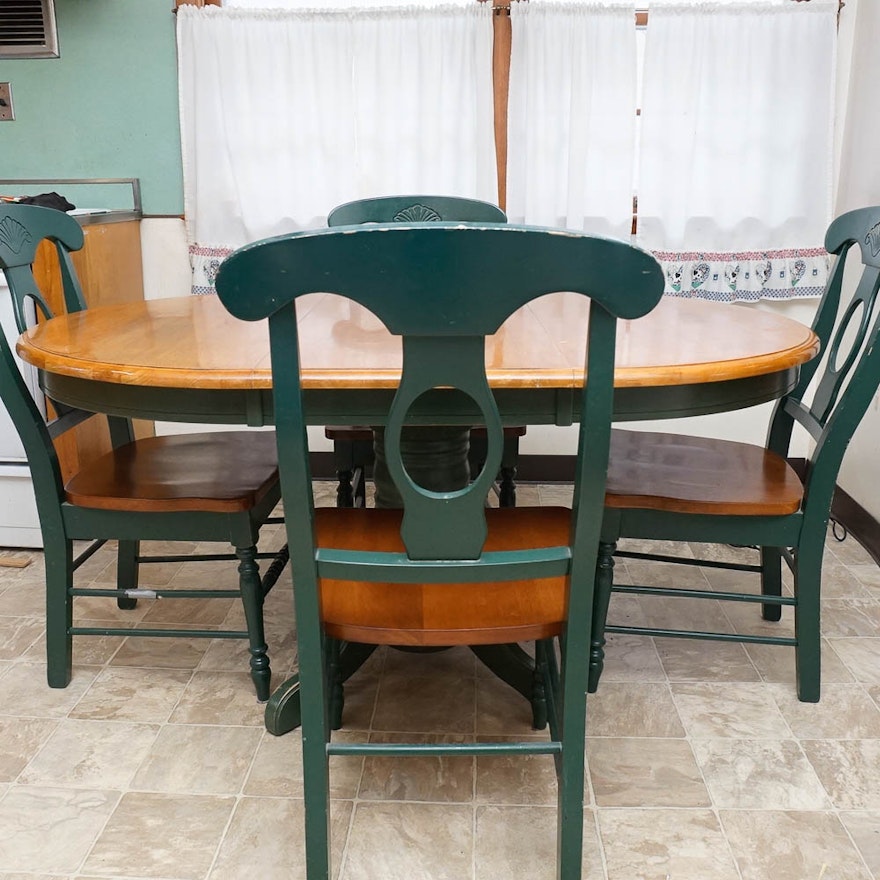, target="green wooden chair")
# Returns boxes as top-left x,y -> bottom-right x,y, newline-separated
215,221 -> 664,880
325,195 -> 525,509
588,205 -> 880,703
0,202 -> 287,700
